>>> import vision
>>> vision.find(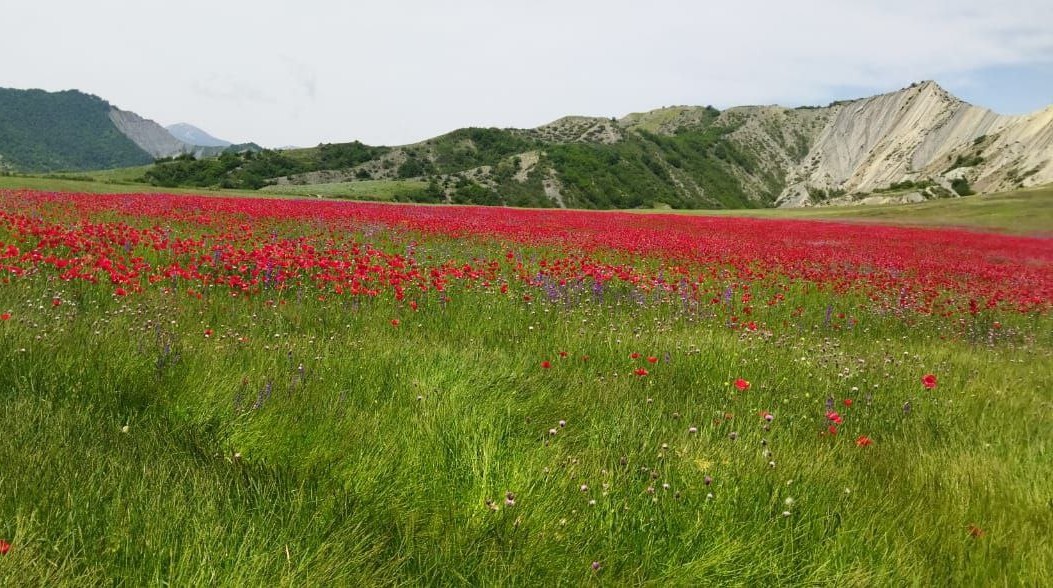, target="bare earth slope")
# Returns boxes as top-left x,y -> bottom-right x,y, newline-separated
776,81 -> 1053,206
